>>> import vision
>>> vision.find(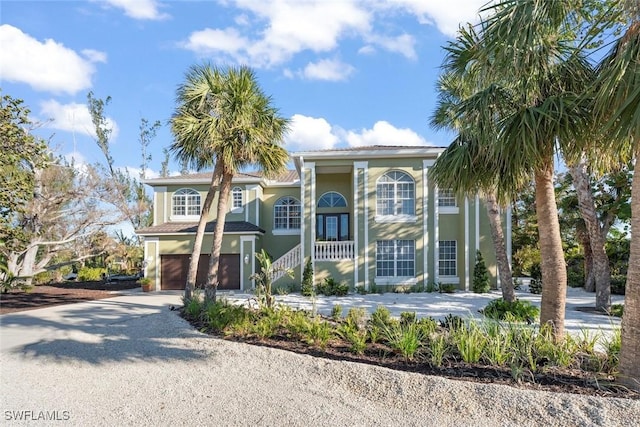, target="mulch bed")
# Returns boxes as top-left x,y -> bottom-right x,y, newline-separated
186,315 -> 640,400
0,280 -> 140,314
